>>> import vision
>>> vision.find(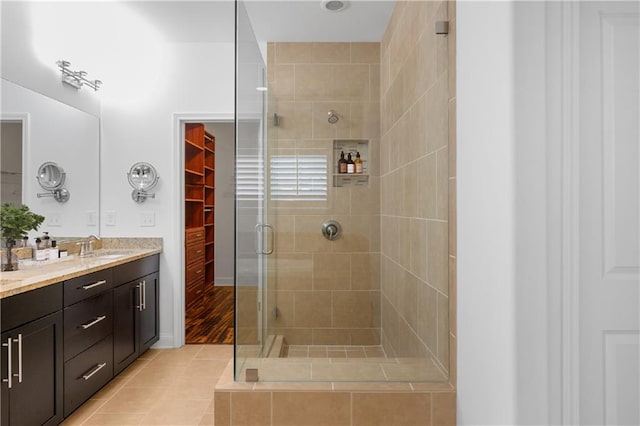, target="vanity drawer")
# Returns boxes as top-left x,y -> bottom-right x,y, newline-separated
64,269 -> 112,306
1,282 -> 63,332
186,227 -> 205,246
186,261 -> 205,284
64,335 -> 113,417
64,291 -> 113,361
112,255 -> 159,287
186,243 -> 205,265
